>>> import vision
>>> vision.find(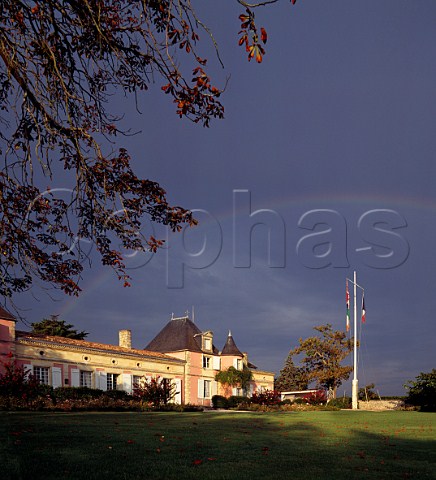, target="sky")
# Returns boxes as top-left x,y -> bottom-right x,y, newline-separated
10,1 -> 436,396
